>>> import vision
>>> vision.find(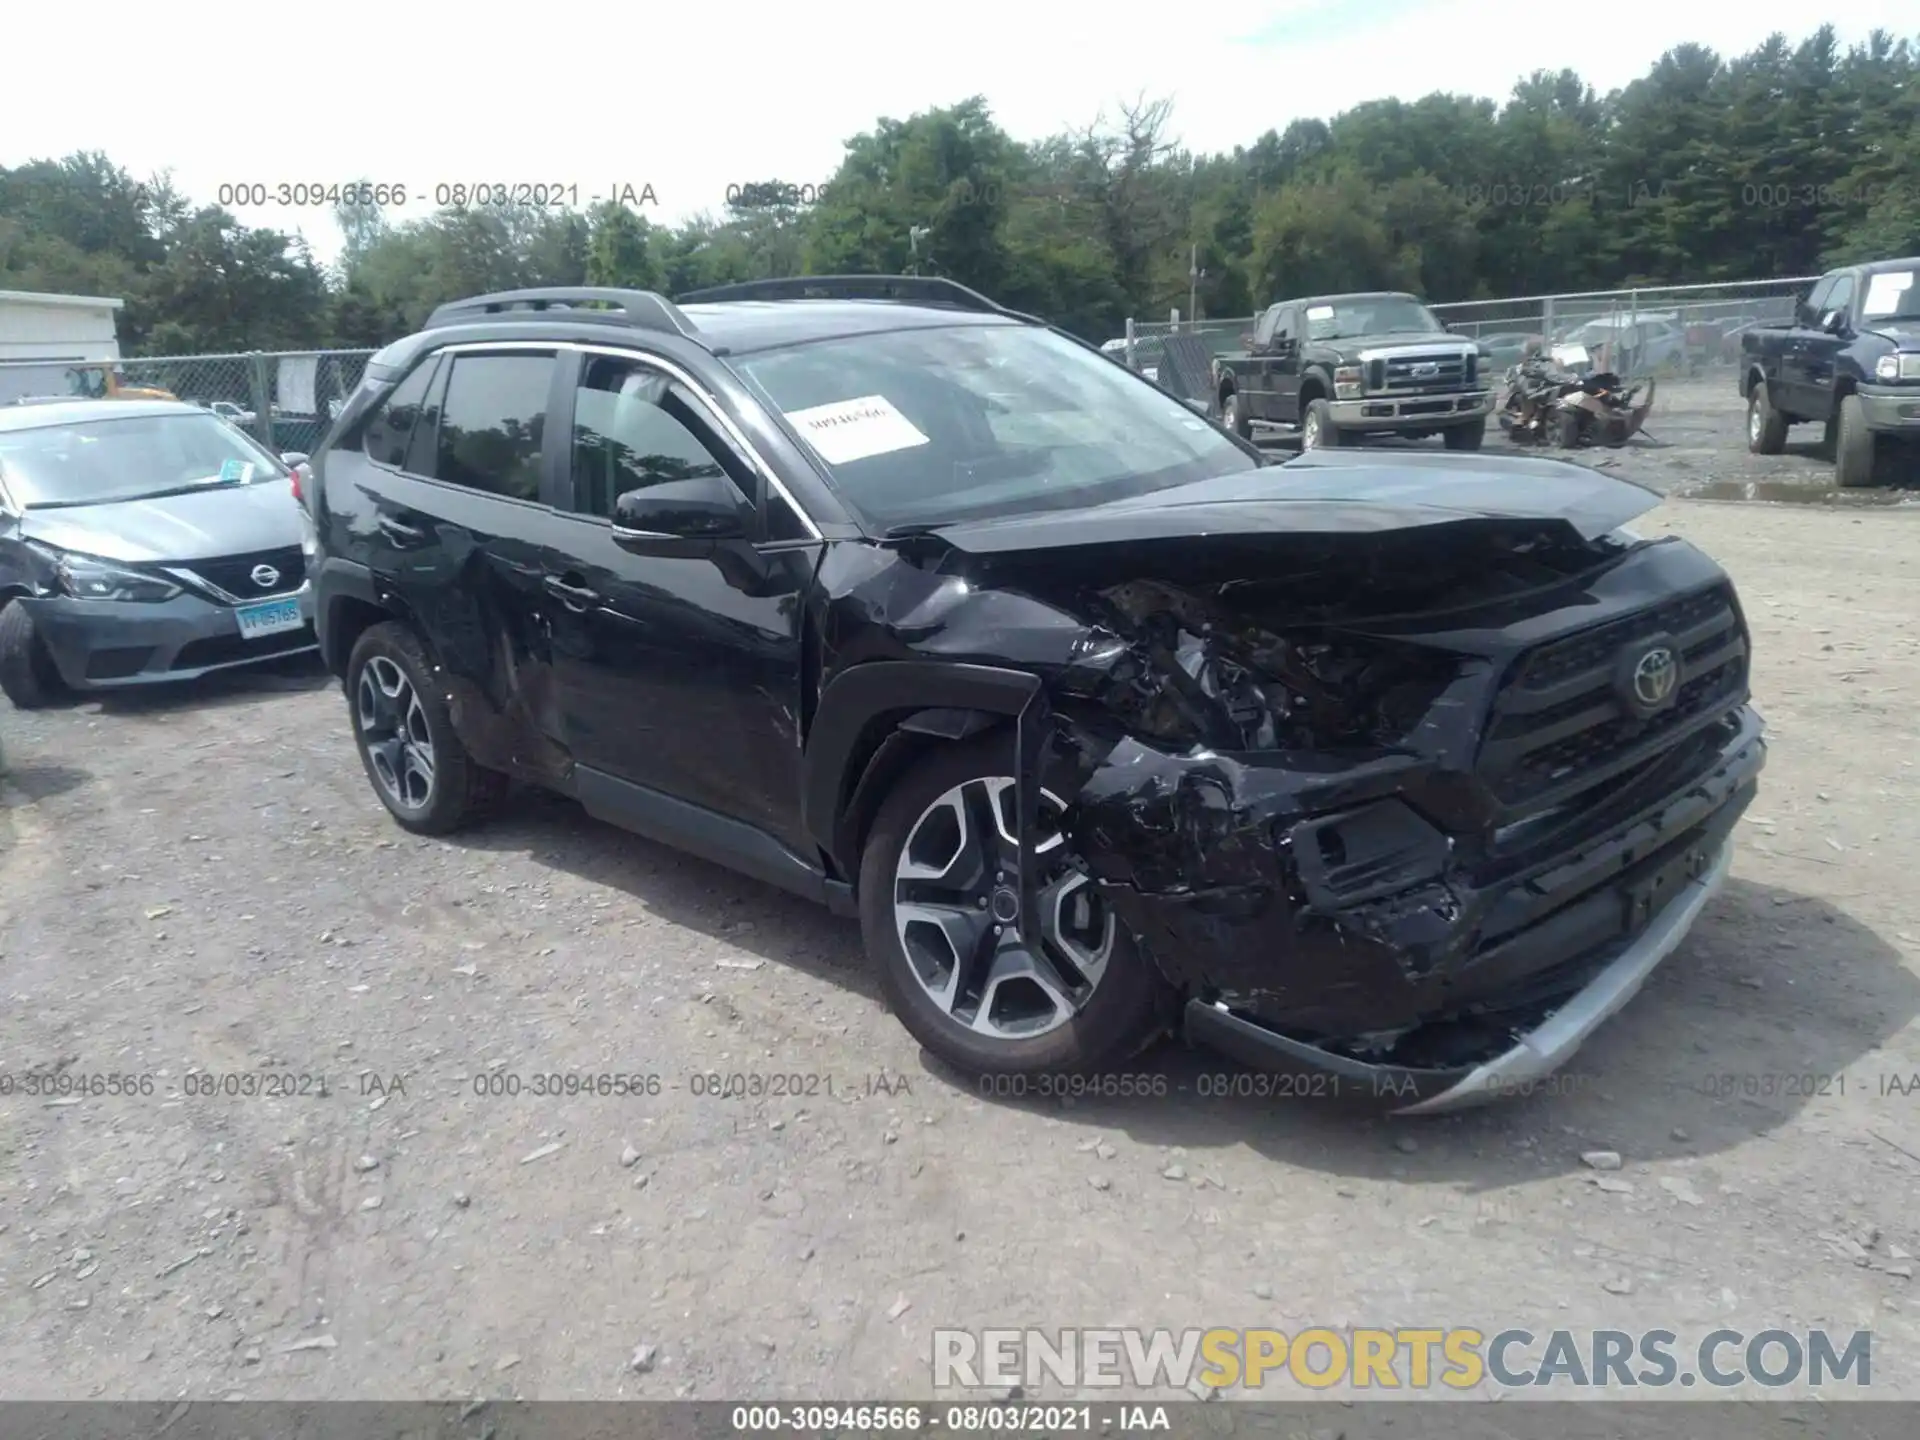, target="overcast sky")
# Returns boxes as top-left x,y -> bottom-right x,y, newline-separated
4,2 -> 1912,272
